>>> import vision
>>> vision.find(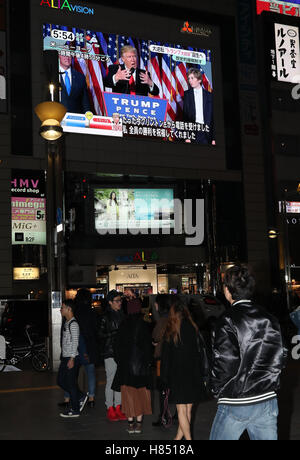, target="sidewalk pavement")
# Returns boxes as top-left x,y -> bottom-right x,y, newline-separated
0,359 -> 300,440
